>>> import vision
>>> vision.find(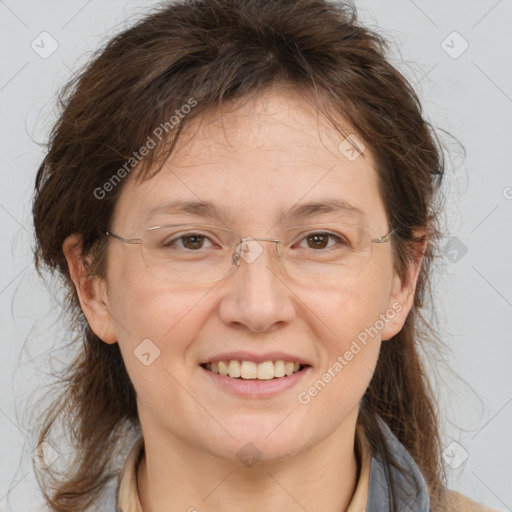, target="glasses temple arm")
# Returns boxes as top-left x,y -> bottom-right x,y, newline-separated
105,231 -> 142,244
